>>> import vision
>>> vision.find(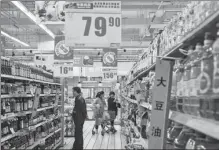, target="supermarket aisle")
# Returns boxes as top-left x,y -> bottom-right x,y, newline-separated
60,121 -> 126,149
